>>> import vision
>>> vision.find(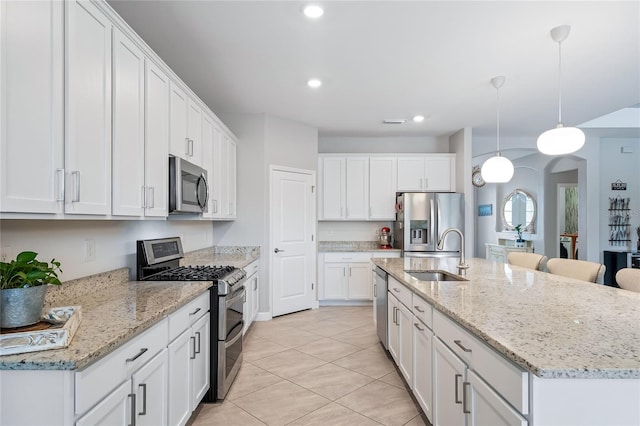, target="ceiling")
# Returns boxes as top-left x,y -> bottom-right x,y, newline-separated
108,1 -> 640,138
